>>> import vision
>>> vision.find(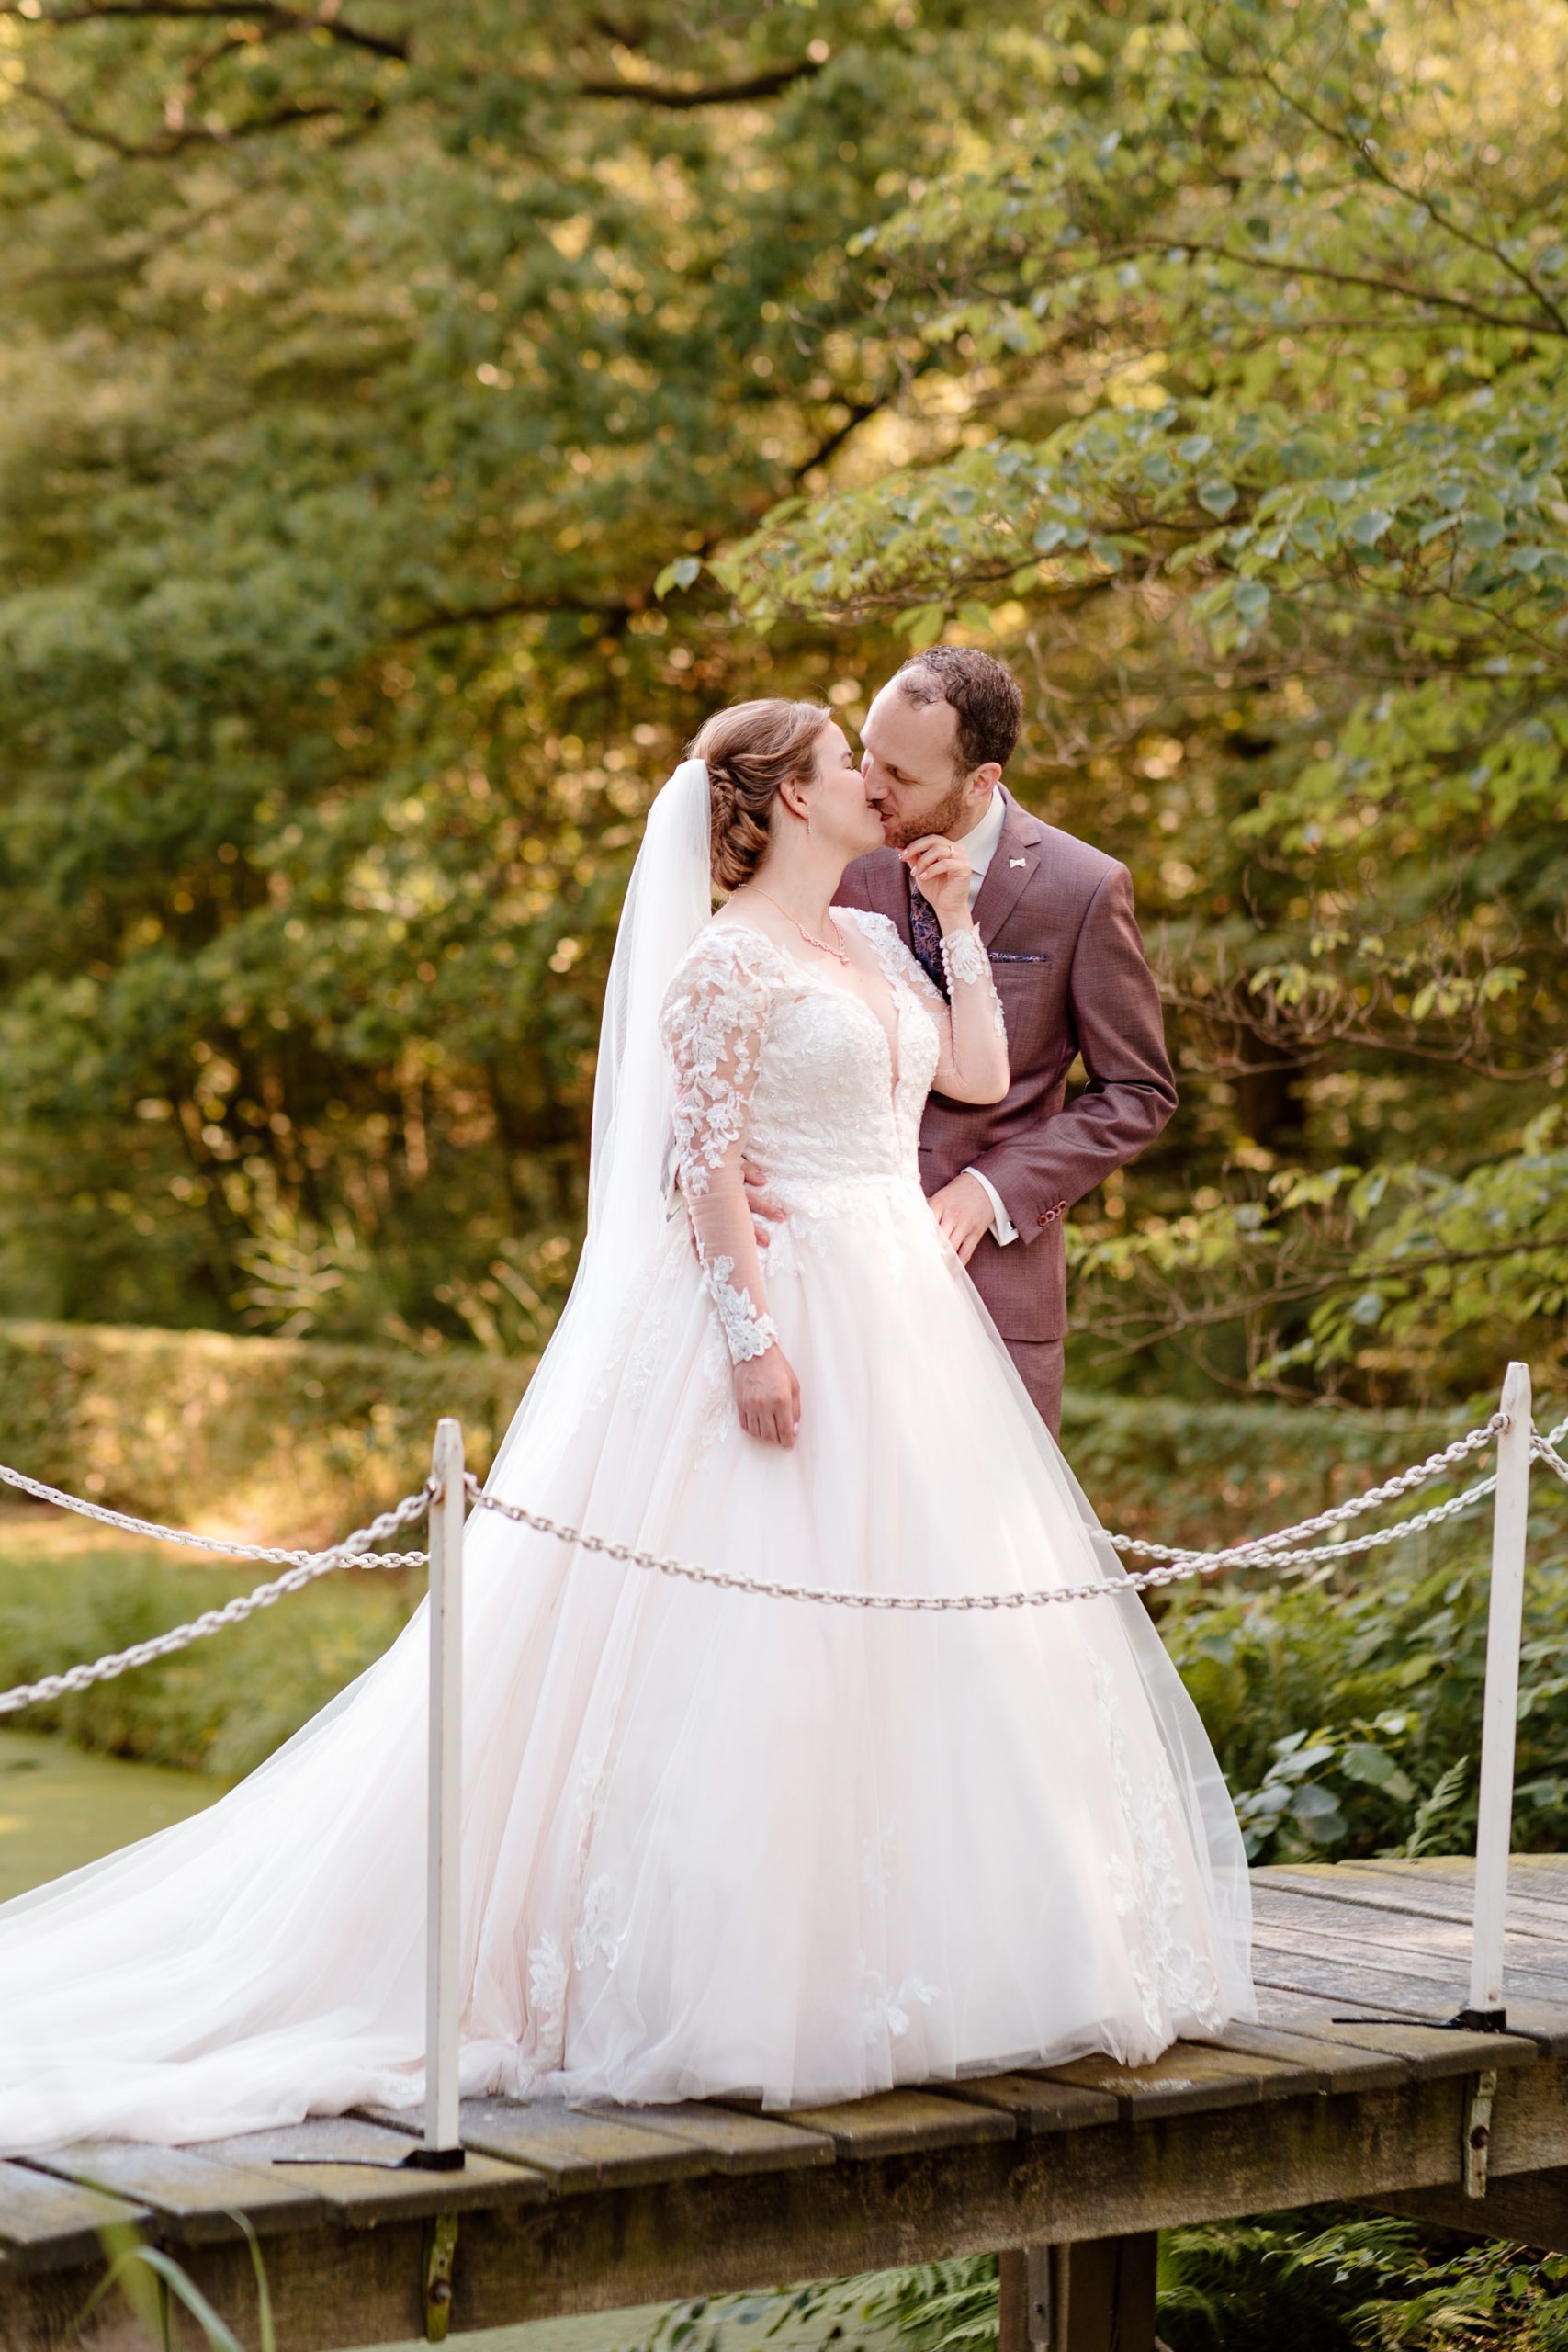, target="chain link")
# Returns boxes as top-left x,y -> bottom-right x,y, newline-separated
0,1482 -> 434,1716
1534,1431 -> 1568,1488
